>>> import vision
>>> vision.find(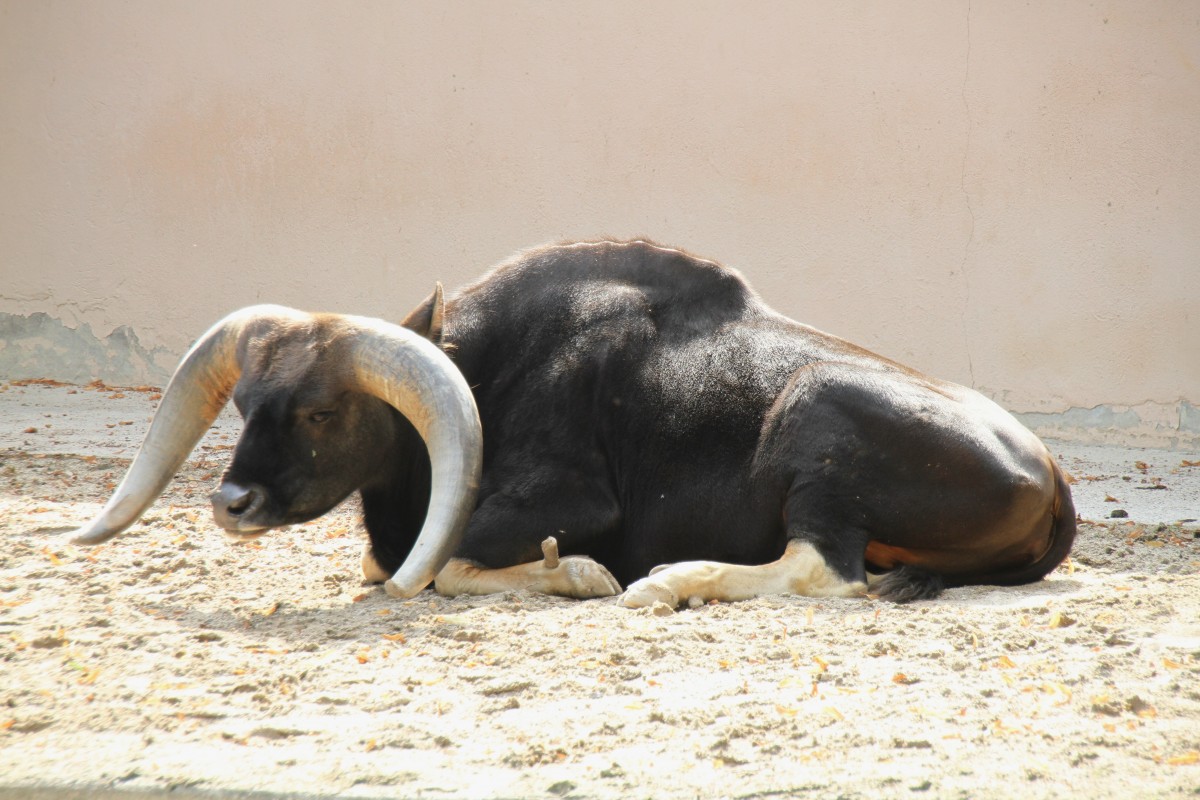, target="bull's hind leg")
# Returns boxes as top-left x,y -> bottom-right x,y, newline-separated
434,537 -> 622,599
618,539 -> 868,609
